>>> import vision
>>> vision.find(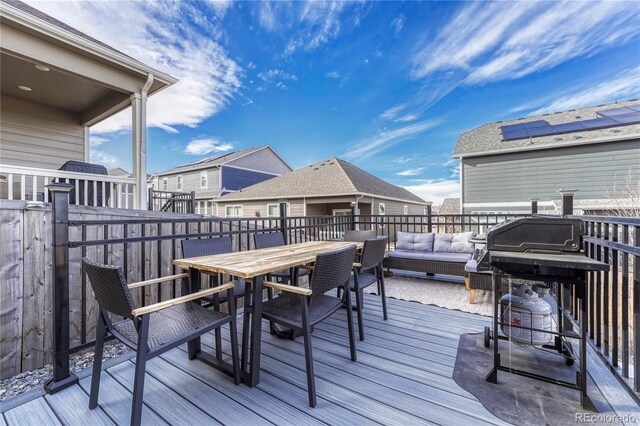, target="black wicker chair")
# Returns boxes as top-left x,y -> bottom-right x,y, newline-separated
82,258 -> 240,426
182,236 -> 249,360
261,245 -> 358,407
343,236 -> 388,340
254,232 -> 311,283
343,230 -> 377,242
